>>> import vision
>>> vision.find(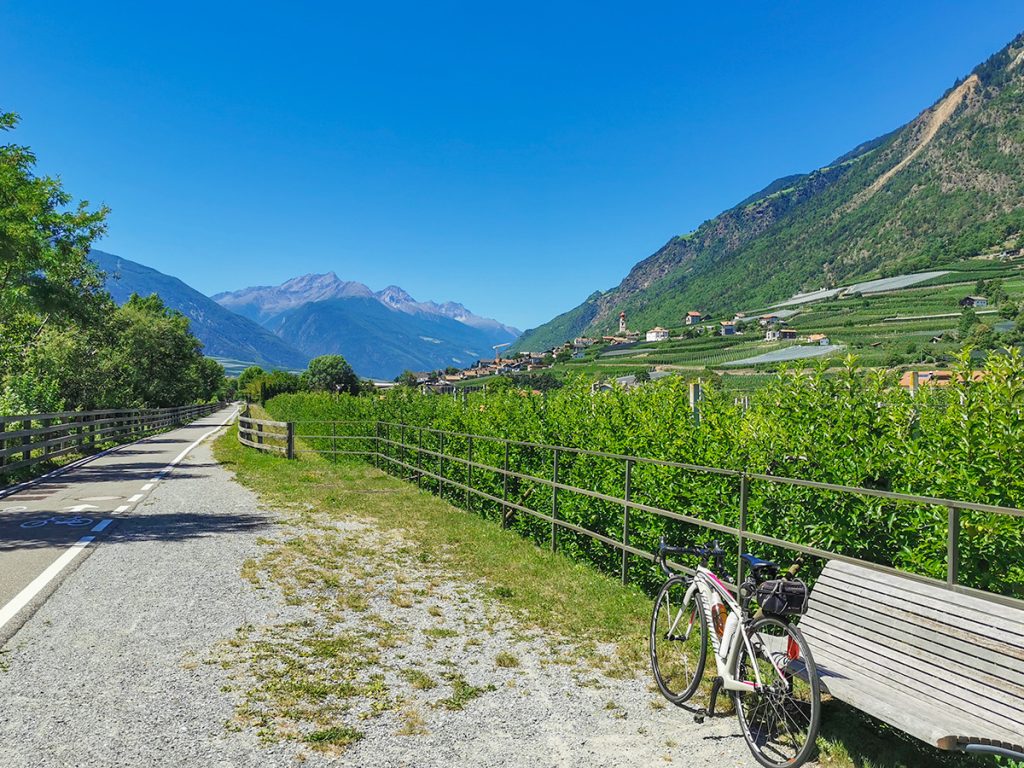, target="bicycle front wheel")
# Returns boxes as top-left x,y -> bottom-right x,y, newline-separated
731,616 -> 821,768
649,575 -> 707,705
